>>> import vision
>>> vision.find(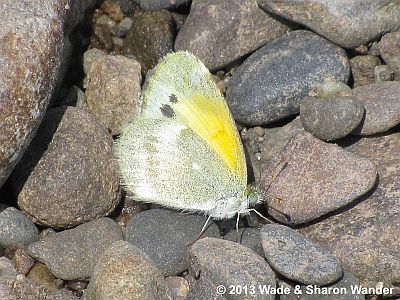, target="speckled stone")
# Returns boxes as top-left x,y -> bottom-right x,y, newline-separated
349,55 -> 381,87
300,132 -> 400,290
175,0 -> 290,70
189,237 -> 276,300
352,81 -> 400,135
300,96 -> 365,141
84,241 -> 173,300
123,9 -> 174,73
0,0 -> 97,188
0,205 -> 38,248
85,54 -> 142,135
226,30 -> 350,126
125,209 -> 220,276
259,131 -> 377,225
261,224 -> 342,285
27,218 -> 123,280
11,106 -> 120,228
258,0 -> 400,48
379,31 -> 400,80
